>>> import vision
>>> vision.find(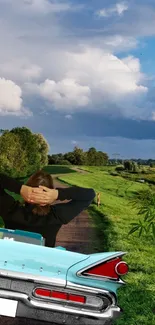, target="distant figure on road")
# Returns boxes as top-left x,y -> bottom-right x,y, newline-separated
97,192 -> 101,207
